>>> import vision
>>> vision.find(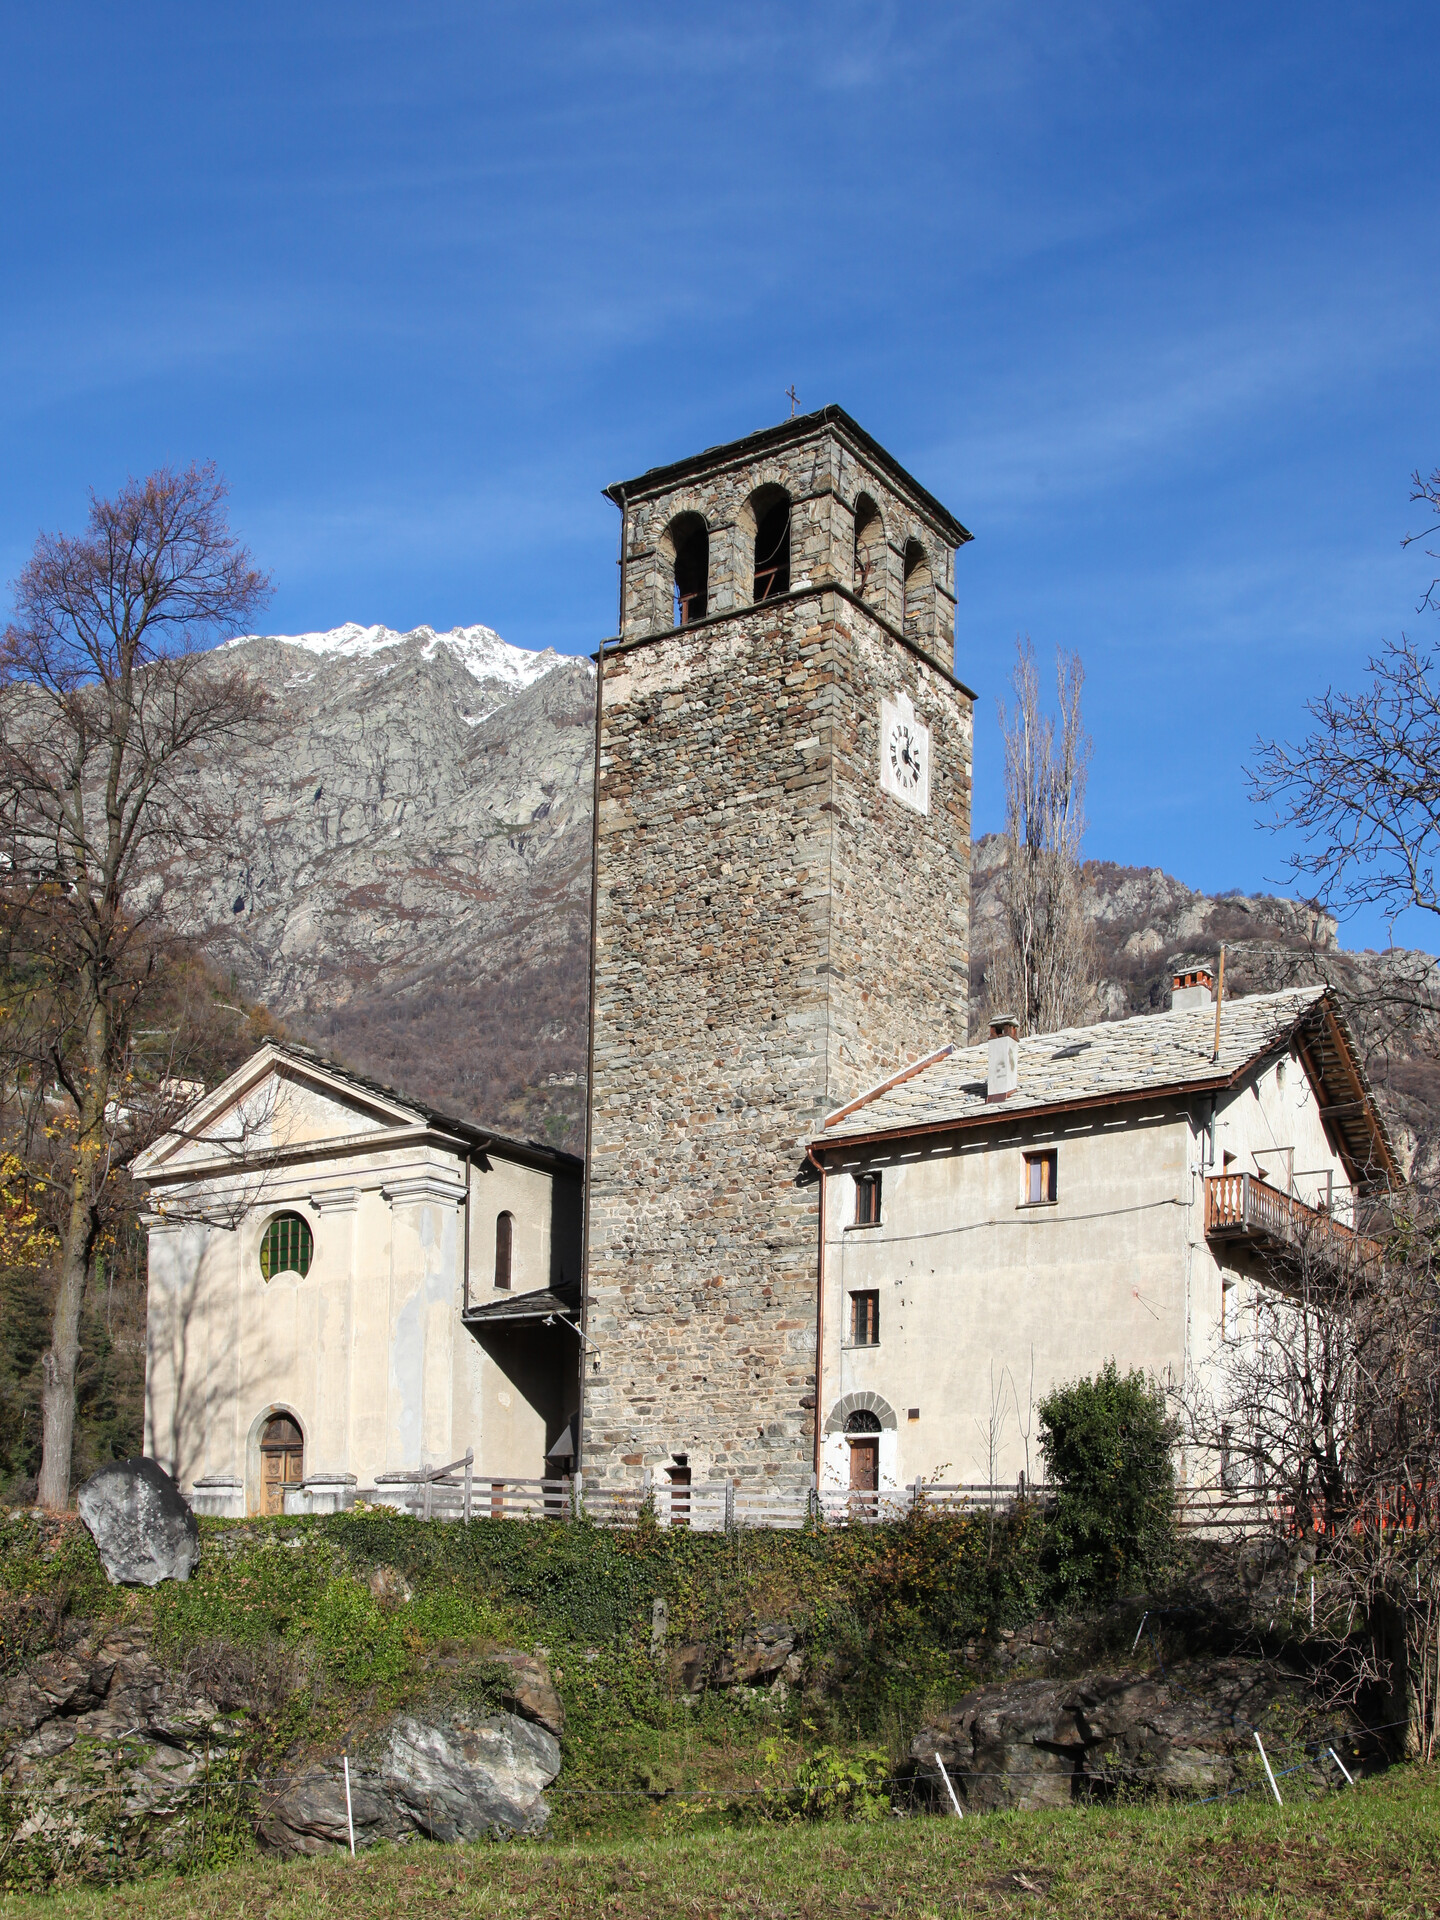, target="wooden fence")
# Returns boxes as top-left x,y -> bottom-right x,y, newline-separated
364,1456 -> 1272,1534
